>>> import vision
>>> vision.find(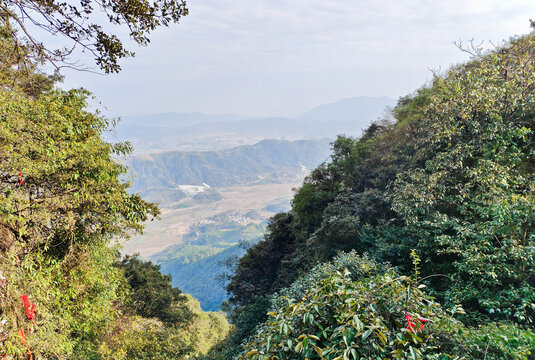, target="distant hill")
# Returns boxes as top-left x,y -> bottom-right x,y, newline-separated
151,244 -> 247,311
296,96 -> 393,123
111,96 -> 395,153
127,138 -> 332,200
